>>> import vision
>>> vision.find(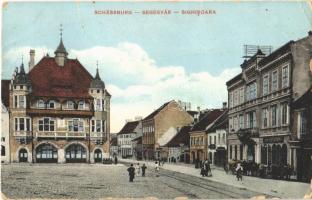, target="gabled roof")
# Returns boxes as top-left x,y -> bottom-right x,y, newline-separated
191,109 -> 226,132
118,120 -> 140,135
29,57 -> 94,98
206,110 -> 228,133
166,125 -> 192,147
1,80 -> 10,107
143,101 -> 172,121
